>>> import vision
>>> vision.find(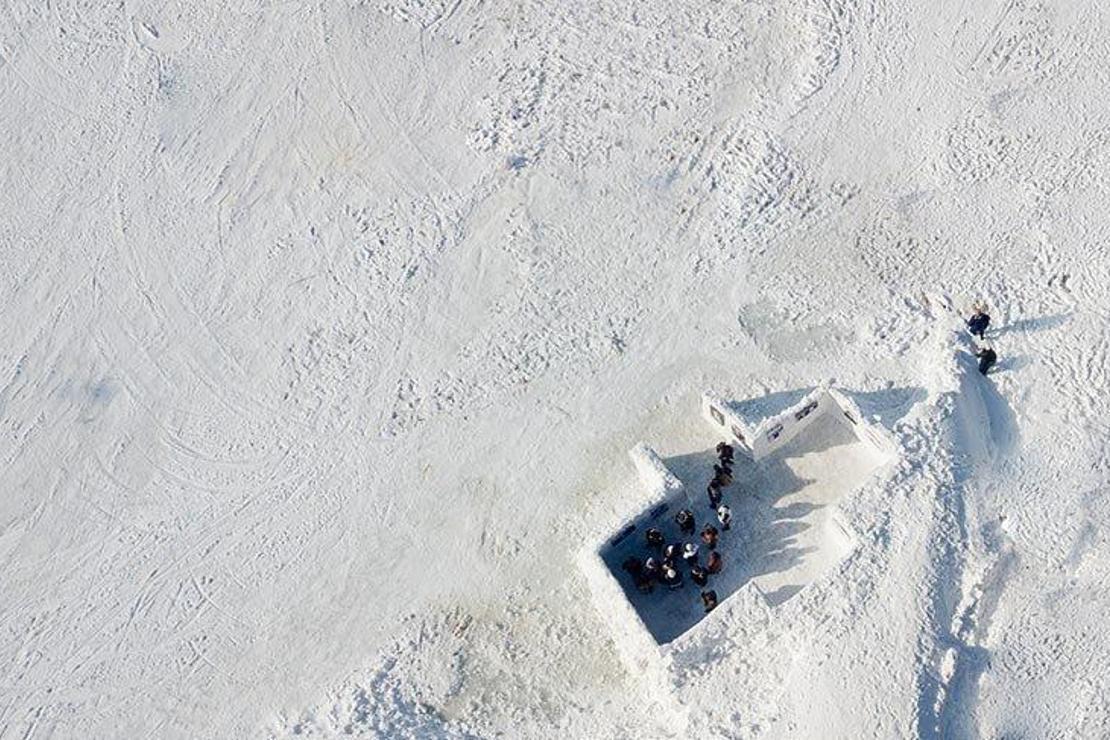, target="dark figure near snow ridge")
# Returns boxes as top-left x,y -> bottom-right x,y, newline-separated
976,346 -> 997,375
967,302 -> 990,340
